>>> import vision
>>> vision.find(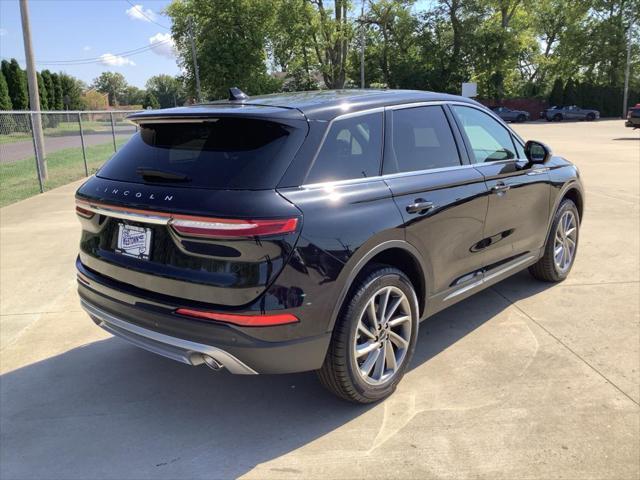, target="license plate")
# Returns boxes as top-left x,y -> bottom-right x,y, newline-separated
116,224 -> 152,260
